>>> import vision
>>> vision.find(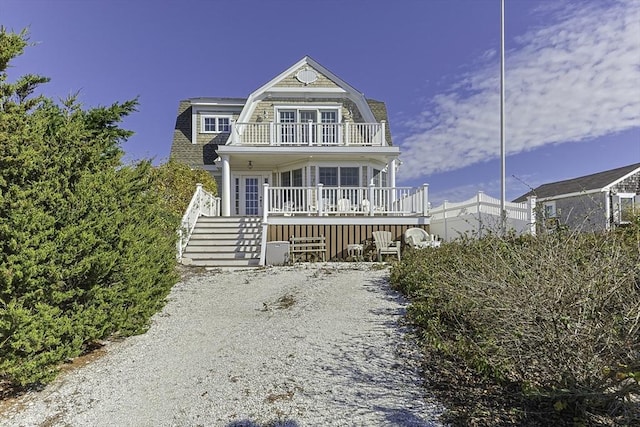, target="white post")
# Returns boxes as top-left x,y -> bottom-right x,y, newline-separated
477,191 -> 483,238
389,159 -> 397,212
317,183 -> 324,215
195,183 -> 203,216
604,190 -> 611,231
230,120 -> 237,144
369,183 -> 375,216
344,121 -> 349,146
443,200 -> 449,242
380,120 -> 386,145
308,120 -> 313,146
270,122 -> 275,146
527,195 -> 537,236
499,0 -> 507,235
263,183 -> 269,223
422,184 -> 429,216
221,155 -> 231,217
